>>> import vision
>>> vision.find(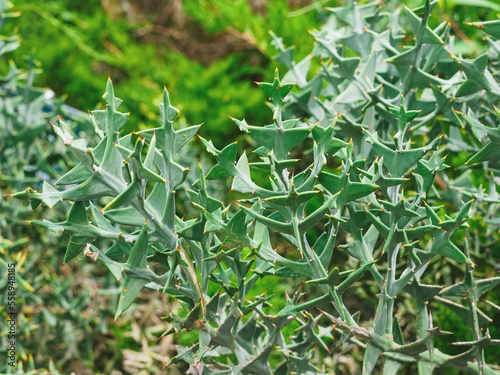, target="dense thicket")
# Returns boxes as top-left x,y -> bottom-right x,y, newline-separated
2,1 -> 500,374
